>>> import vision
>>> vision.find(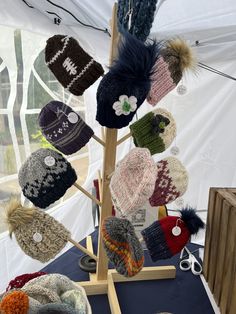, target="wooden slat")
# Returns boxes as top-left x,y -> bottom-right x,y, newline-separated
109,266 -> 176,282
78,280 -> 108,295
220,202 -> 236,314
96,3 -> 119,281
86,236 -> 97,282
213,199 -> 231,304
207,192 -> 223,291
228,254 -> 236,314
203,188 -> 218,281
107,274 -> 122,314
